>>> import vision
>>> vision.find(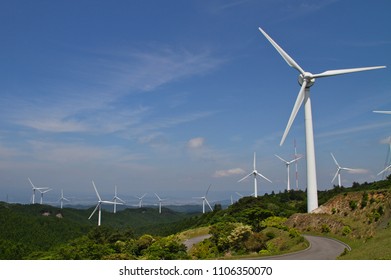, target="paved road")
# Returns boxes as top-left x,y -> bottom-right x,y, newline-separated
260,235 -> 349,260
183,234 -> 211,250
185,234 -> 349,260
